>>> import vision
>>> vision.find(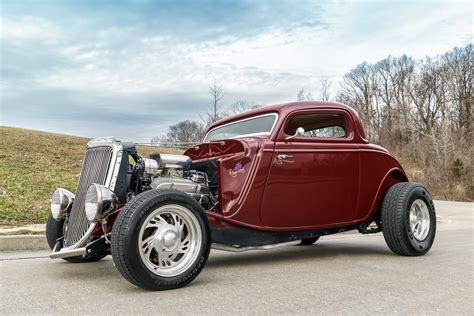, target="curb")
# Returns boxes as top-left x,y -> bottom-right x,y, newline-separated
0,224 -> 46,235
0,235 -> 49,251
